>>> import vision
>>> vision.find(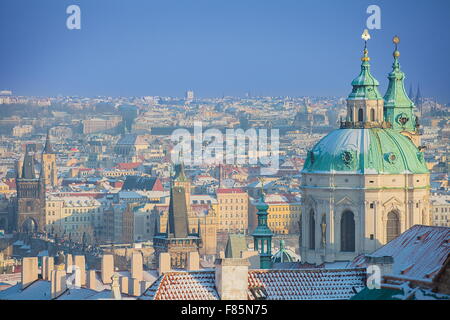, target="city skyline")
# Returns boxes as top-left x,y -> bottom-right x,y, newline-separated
0,0 -> 449,102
